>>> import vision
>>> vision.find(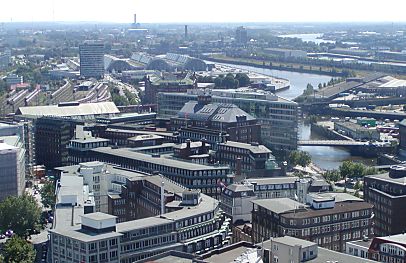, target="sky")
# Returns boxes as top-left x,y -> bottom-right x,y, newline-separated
1,0 -> 406,23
